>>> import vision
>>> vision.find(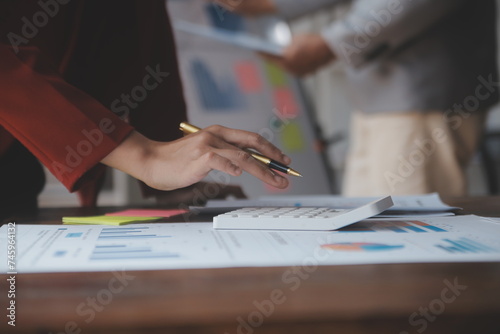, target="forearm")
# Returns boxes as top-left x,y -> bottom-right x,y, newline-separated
100,131 -> 151,183
0,43 -> 133,192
